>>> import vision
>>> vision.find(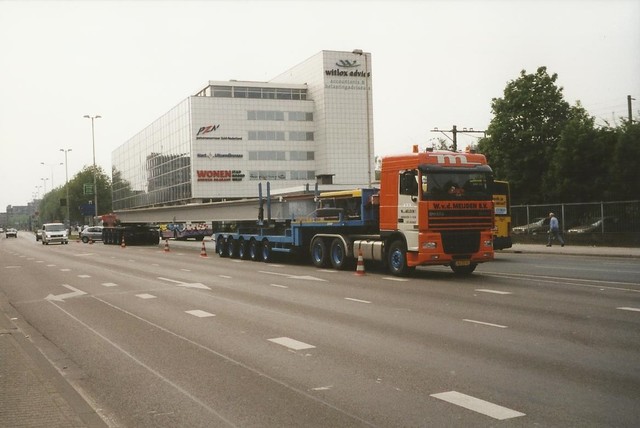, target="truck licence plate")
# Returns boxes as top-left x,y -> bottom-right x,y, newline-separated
454,260 -> 470,267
